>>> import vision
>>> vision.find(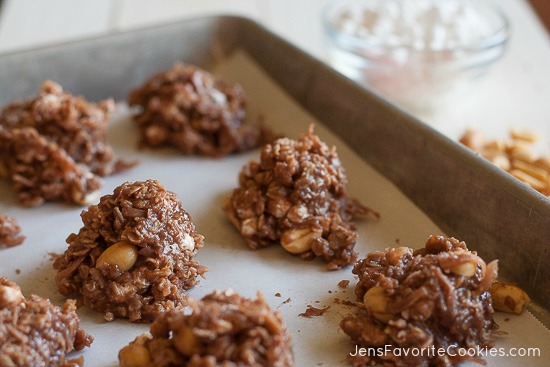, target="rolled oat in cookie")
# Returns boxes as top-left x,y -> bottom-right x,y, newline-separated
53,179 -> 207,322
224,125 -> 377,270
118,289 -> 294,367
0,277 -> 93,367
128,63 -> 272,157
341,235 -> 498,367
0,213 -> 25,248
0,80 -> 134,206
